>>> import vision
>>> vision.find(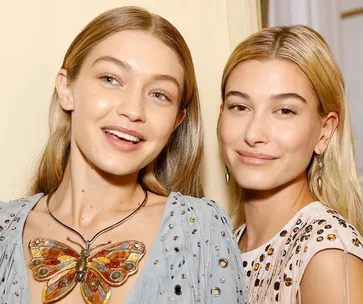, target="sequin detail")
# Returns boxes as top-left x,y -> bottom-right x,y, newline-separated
0,193 -> 246,304
237,201 -> 363,303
